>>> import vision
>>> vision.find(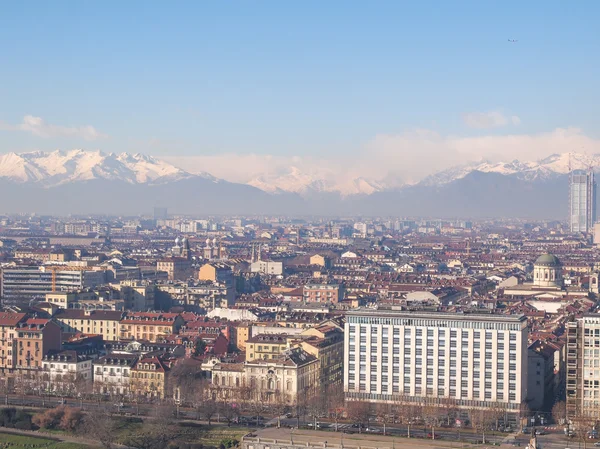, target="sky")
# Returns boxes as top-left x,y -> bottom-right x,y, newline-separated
1,1 -> 599,185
